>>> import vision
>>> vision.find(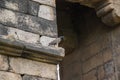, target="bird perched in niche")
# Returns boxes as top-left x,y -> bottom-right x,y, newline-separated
48,36 -> 64,47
